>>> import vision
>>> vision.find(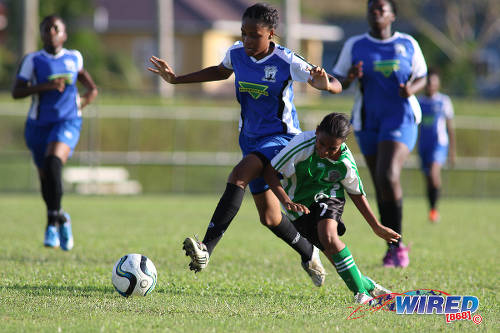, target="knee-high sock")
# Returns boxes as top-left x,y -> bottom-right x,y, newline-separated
332,246 -> 373,295
379,199 -> 402,246
43,155 -> 63,224
269,213 -> 313,262
427,186 -> 439,210
203,183 -> 245,255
